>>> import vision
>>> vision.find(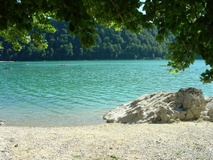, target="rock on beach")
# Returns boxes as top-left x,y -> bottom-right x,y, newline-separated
0,120 -> 5,126
103,87 -> 213,124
